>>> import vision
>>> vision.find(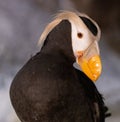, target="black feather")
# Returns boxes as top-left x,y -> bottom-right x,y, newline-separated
80,16 -> 98,36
